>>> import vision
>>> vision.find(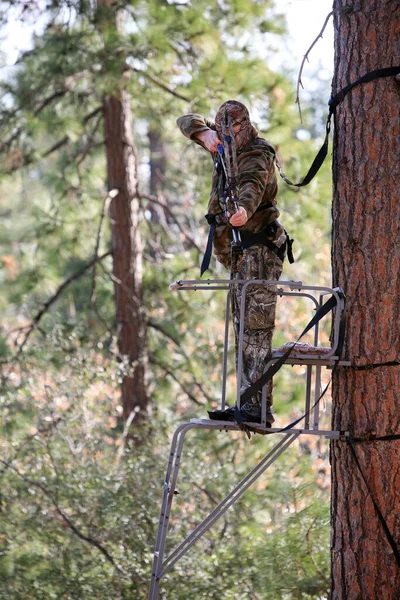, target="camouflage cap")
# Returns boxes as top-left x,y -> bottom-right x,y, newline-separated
215,100 -> 255,149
